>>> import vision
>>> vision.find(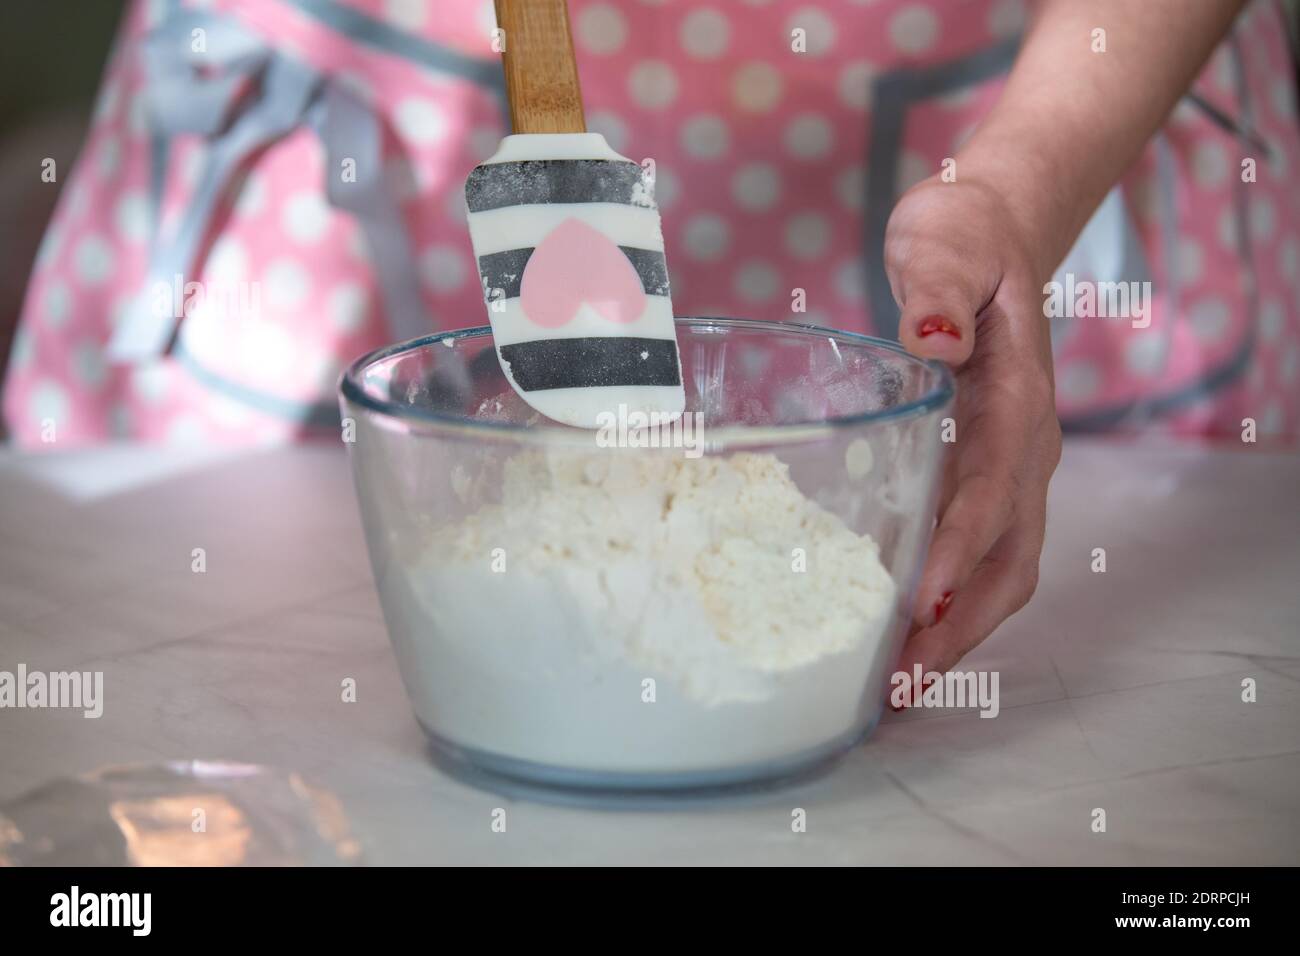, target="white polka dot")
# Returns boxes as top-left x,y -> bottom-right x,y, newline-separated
785,212 -> 831,259
282,191 -> 332,243
1189,297 -> 1230,341
577,4 -> 627,54
652,166 -> 680,208
836,166 -> 864,209
898,151 -> 933,191
43,281 -> 71,328
36,228 -> 63,268
132,361 -> 171,404
209,395 -> 254,429
72,340 -> 107,389
731,163 -> 781,211
1259,299 -> 1284,341
244,321 -> 297,382
264,258 -> 311,310
681,114 -> 730,159
1124,331 -> 1168,376
784,113 -> 834,160
628,60 -> 679,110
73,234 -> 114,285
96,136 -> 121,179
838,61 -> 875,110
166,413 -> 209,447
328,283 -> 368,333
115,192 -> 149,243
63,183 -> 89,221
586,111 -> 629,152
734,261 -> 780,303
1218,207 -> 1240,252
1249,197 -> 1276,242
889,5 -> 939,55
1279,236 -> 1299,281
1057,361 -> 1101,402
682,214 -> 730,261
179,298 -> 222,357
383,0 -> 428,30
394,98 -> 448,145
1279,344 -> 1299,385
732,62 -> 783,113
1259,402 -> 1284,435
835,260 -> 865,301
1191,140 -> 1229,188
681,8 -> 730,60
1272,79 -> 1297,121
420,245 -> 467,293
205,238 -> 247,287
787,7 -> 835,56
1174,238 -> 1203,284
31,380 -> 70,427
233,171 -> 267,219
10,328 -> 33,369
987,0 -> 1025,38
94,81 -> 120,125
